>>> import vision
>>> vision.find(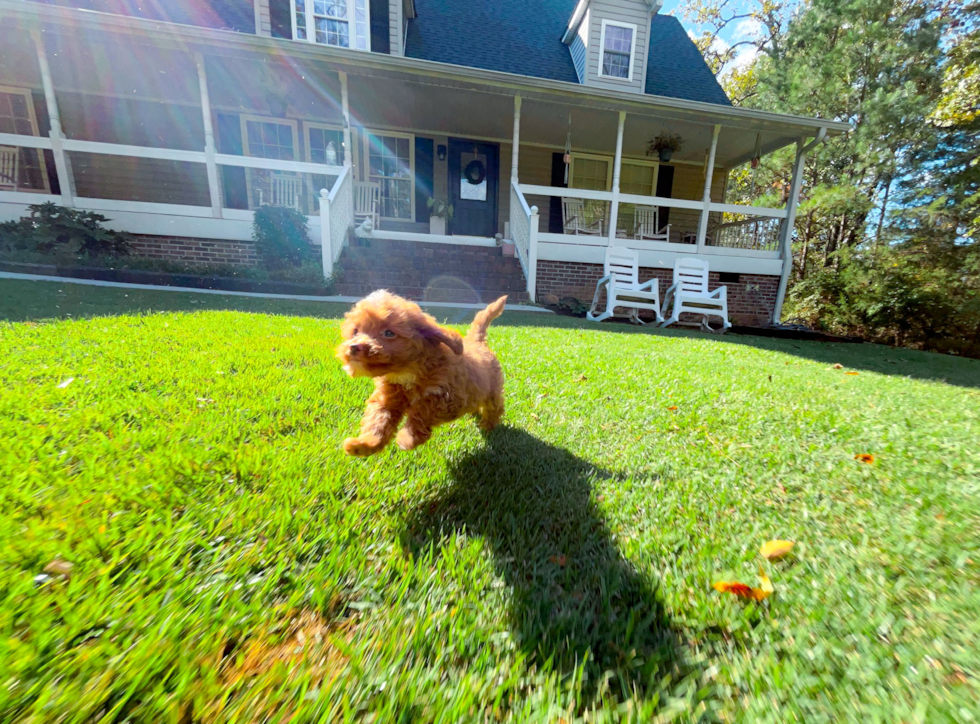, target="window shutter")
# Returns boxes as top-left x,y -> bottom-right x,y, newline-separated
369,0 -> 390,53
415,137 -> 434,223
269,0 -> 293,39
216,113 -> 248,210
656,164 -> 674,227
549,152 -> 568,233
